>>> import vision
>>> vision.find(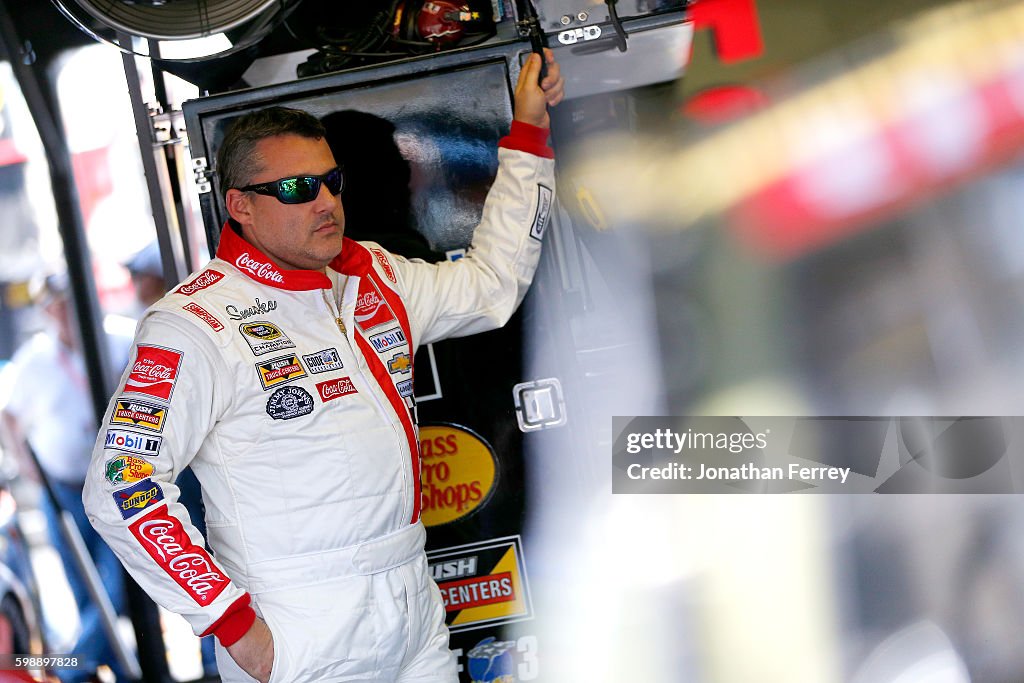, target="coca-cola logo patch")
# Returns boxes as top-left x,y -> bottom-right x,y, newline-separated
125,345 -> 182,401
176,269 -> 224,296
316,376 -> 358,403
129,508 -> 230,605
235,252 -> 284,285
354,279 -> 395,332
